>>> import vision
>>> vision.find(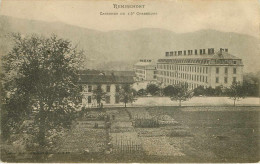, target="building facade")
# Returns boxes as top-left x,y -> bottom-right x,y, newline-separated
79,71 -> 135,108
134,59 -> 157,81
156,48 -> 243,89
